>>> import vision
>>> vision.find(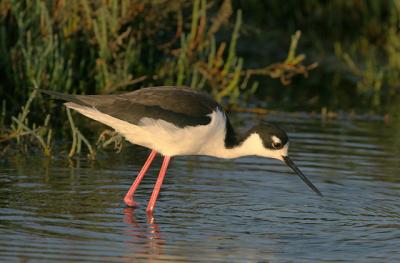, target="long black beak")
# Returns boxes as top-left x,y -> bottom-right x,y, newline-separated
282,156 -> 323,196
